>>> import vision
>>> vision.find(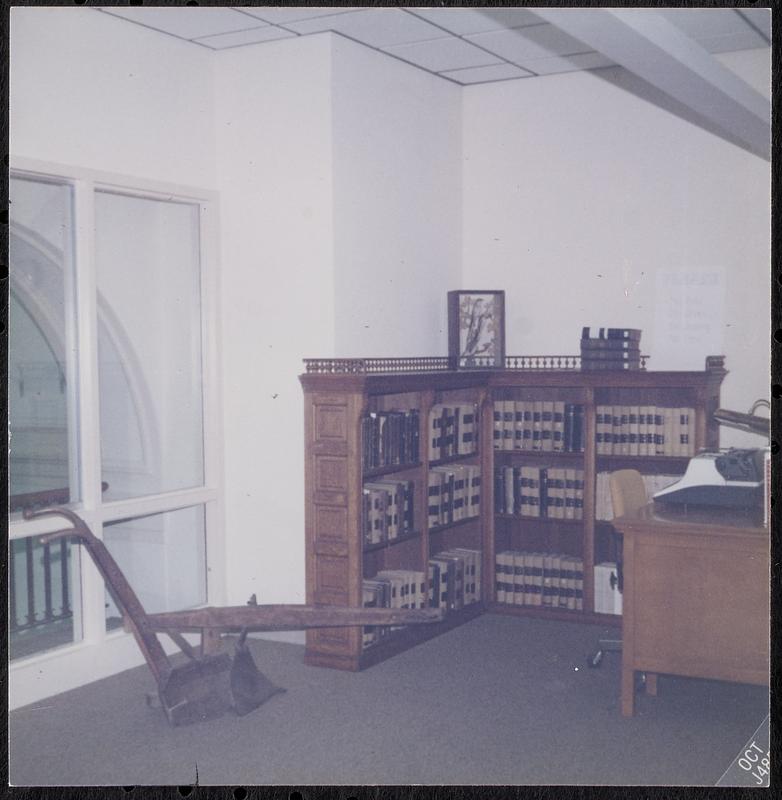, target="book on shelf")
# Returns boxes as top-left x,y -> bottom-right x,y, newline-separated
363,479 -> 414,544
430,553 -> 463,612
492,399 -> 584,453
429,464 -> 481,528
594,404 -> 696,457
494,551 -> 584,611
430,403 -> 479,460
438,547 -> 482,606
495,465 -> 584,520
581,327 -> 642,341
362,409 -> 420,471
581,328 -> 642,370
